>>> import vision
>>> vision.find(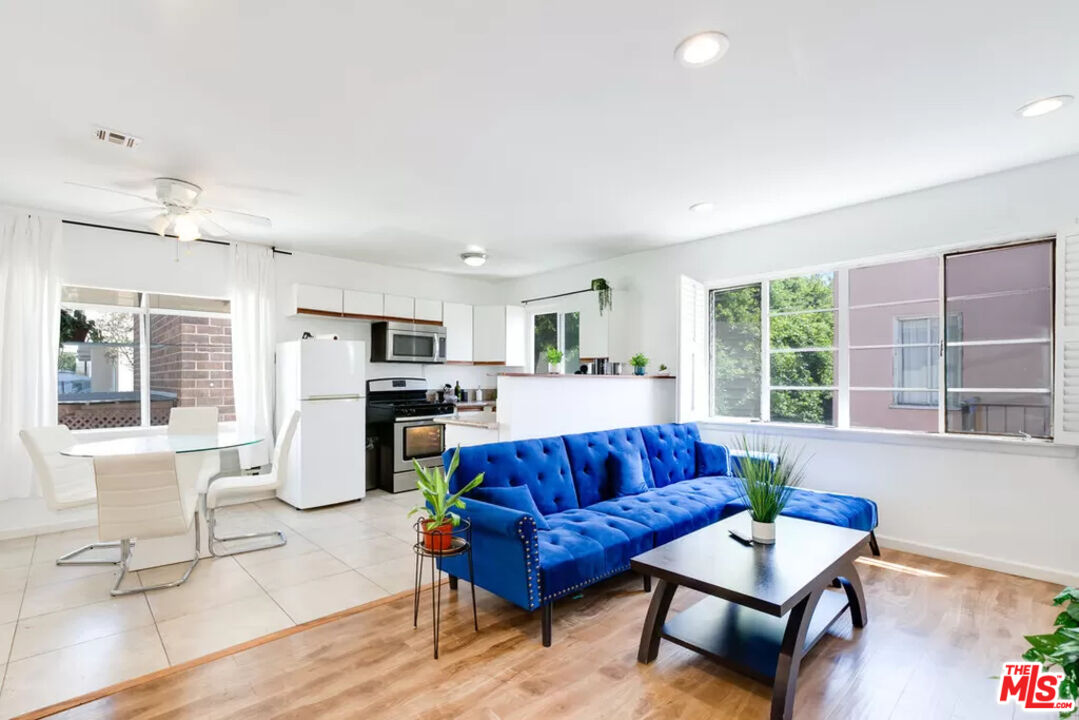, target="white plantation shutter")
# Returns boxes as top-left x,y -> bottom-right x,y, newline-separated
678,275 -> 708,422
1055,227 -> 1079,444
